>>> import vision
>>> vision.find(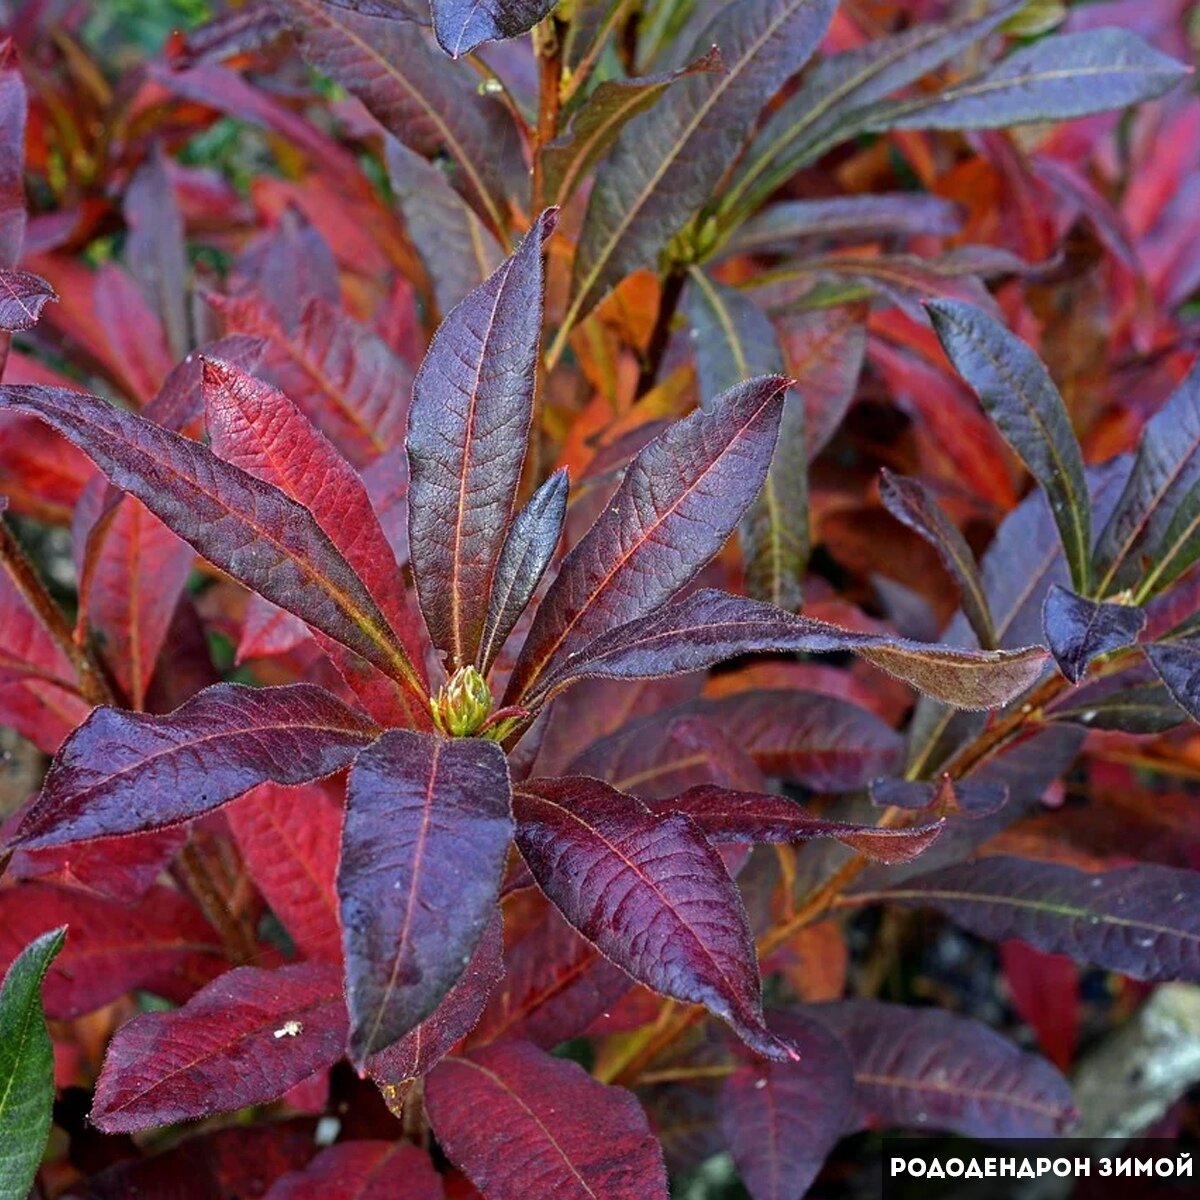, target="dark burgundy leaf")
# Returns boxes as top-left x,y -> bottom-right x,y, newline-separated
721,1011 -> 854,1200
340,730 -> 512,1064
408,210 -> 556,669
264,1141 -> 443,1200
1049,666 -> 1187,734
426,1041 -> 668,1199
1145,639 -> 1200,723
1042,583 -> 1146,683
535,588 -> 1050,710
811,1000 -> 1075,1137
926,300 -> 1092,593
274,0 -> 518,235
0,385 -> 423,691
508,377 -> 790,703
366,911 -> 504,1086
12,683 -> 376,849
478,467 -> 568,675
880,469 -> 996,649
0,269 -> 55,332
471,907 -> 630,1049
656,786 -> 943,864
91,964 -> 346,1132
433,0 -> 554,57
226,783 -> 343,963
514,776 -> 793,1060
0,39 -> 27,268
855,857 -> 1200,982
0,883 -> 224,1019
